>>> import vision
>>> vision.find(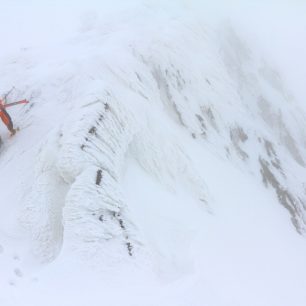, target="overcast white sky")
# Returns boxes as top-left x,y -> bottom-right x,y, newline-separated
226,1 -> 306,106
